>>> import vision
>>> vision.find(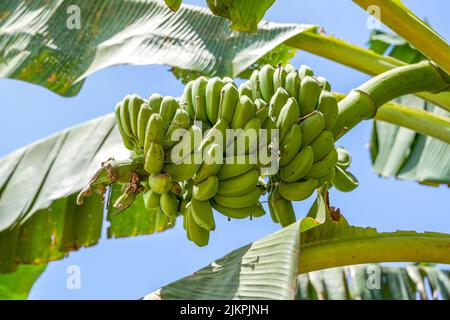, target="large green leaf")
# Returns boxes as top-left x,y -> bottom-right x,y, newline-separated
0,0 -> 313,97
0,264 -> 46,300
0,114 -> 172,273
143,221 -> 301,300
297,264 -> 450,300
371,95 -> 450,185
